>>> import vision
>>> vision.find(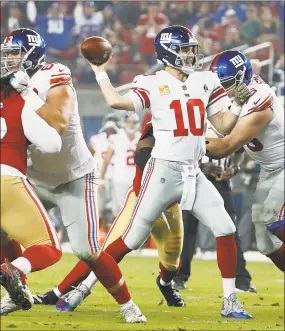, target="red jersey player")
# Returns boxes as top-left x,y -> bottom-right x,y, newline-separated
1,68 -> 62,313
